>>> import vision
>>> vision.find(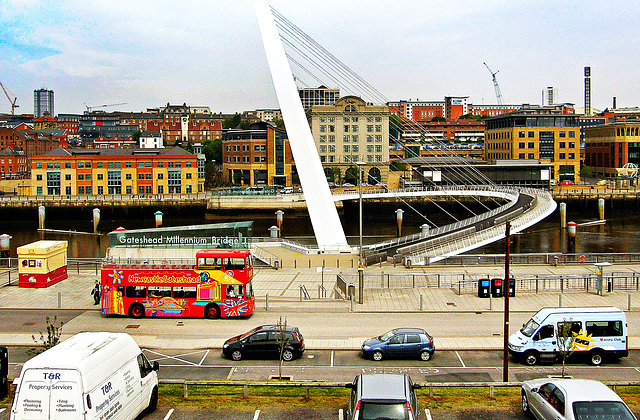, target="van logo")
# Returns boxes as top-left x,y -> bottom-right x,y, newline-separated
570,329 -> 594,351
